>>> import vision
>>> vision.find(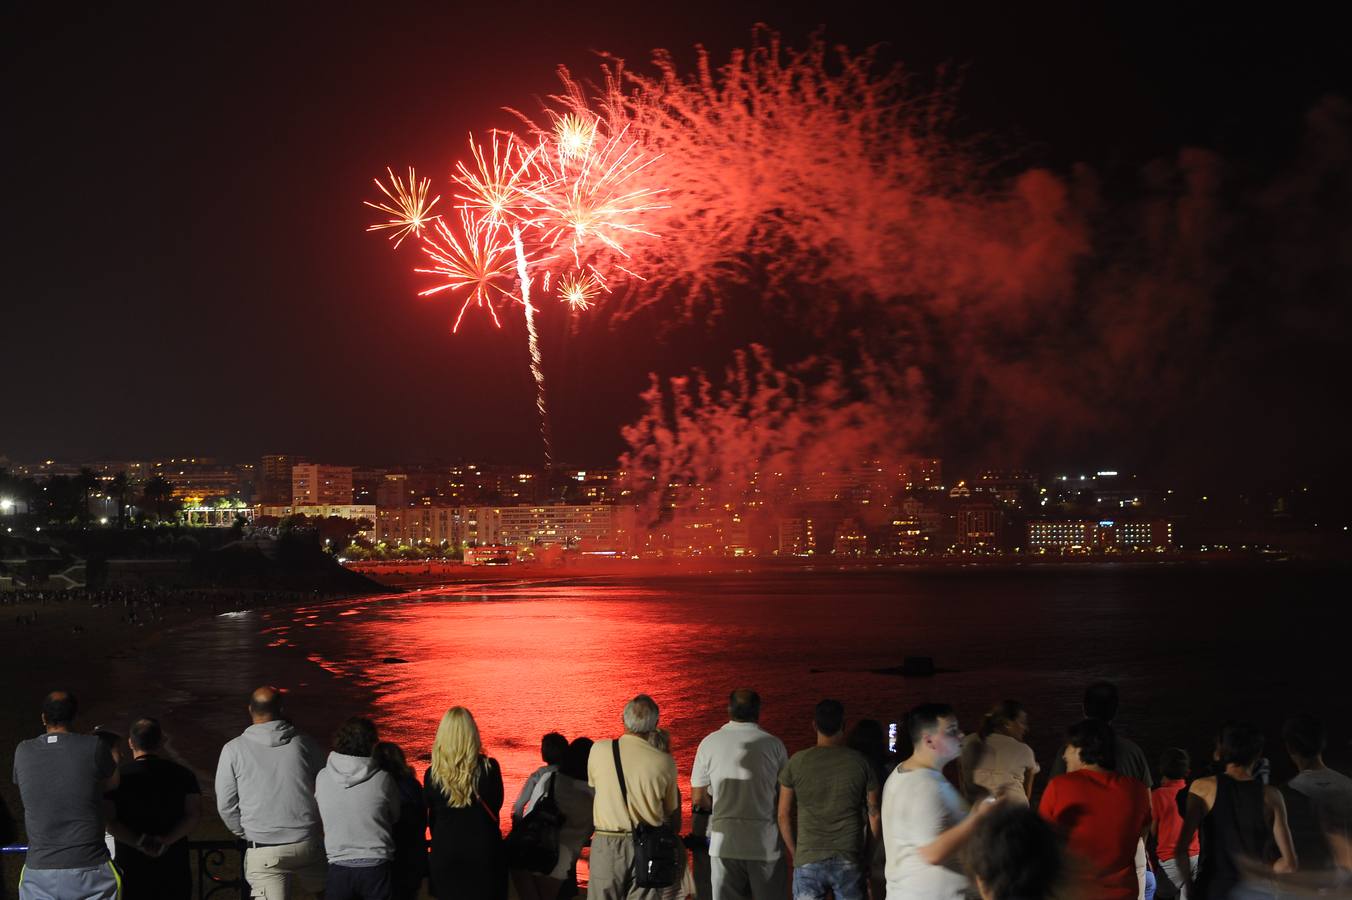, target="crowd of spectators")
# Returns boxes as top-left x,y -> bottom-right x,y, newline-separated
5,682 -> 1351,900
